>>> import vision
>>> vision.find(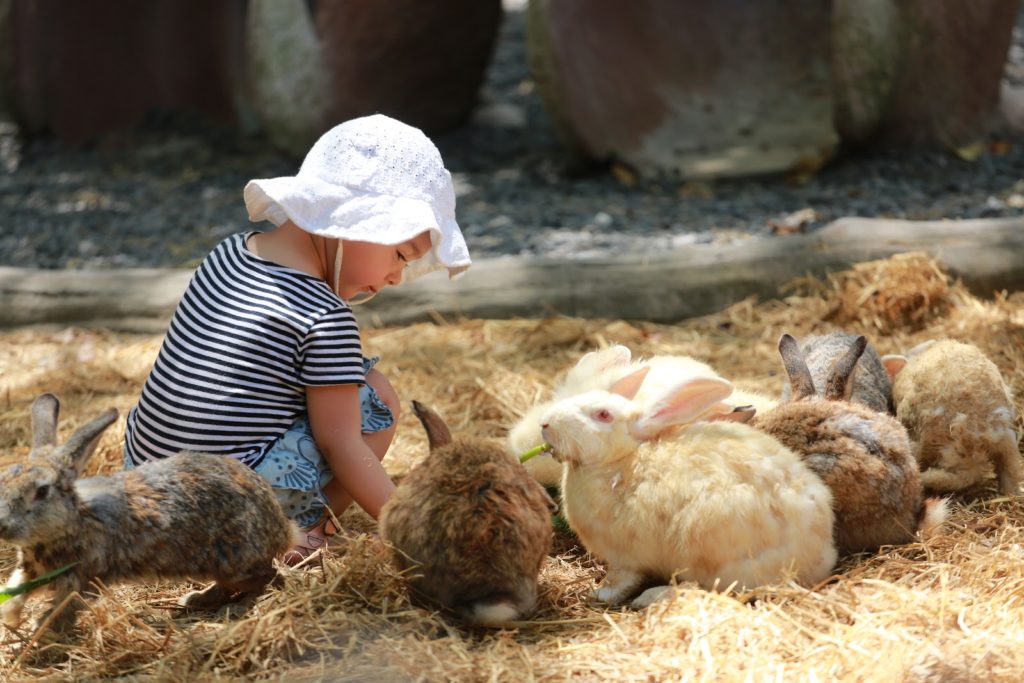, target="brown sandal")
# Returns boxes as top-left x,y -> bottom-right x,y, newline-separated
282,511 -> 340,567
